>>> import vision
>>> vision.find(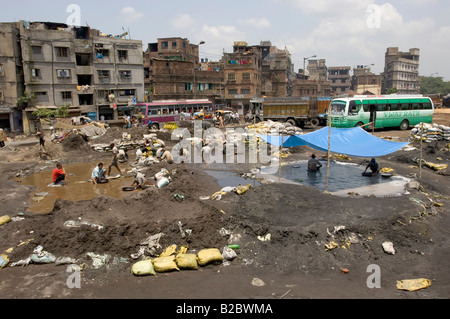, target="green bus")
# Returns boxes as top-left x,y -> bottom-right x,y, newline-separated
330,95 -> 434,130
